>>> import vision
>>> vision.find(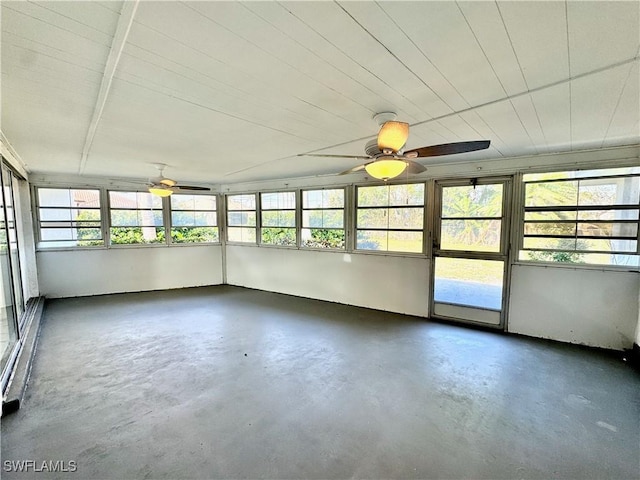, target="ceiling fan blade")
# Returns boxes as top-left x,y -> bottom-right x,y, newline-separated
405,160 -> 427,174
405,140 -> 490,158
339,164 -> 367,175
298,153 -> 370,160
175,185 -> 211,191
